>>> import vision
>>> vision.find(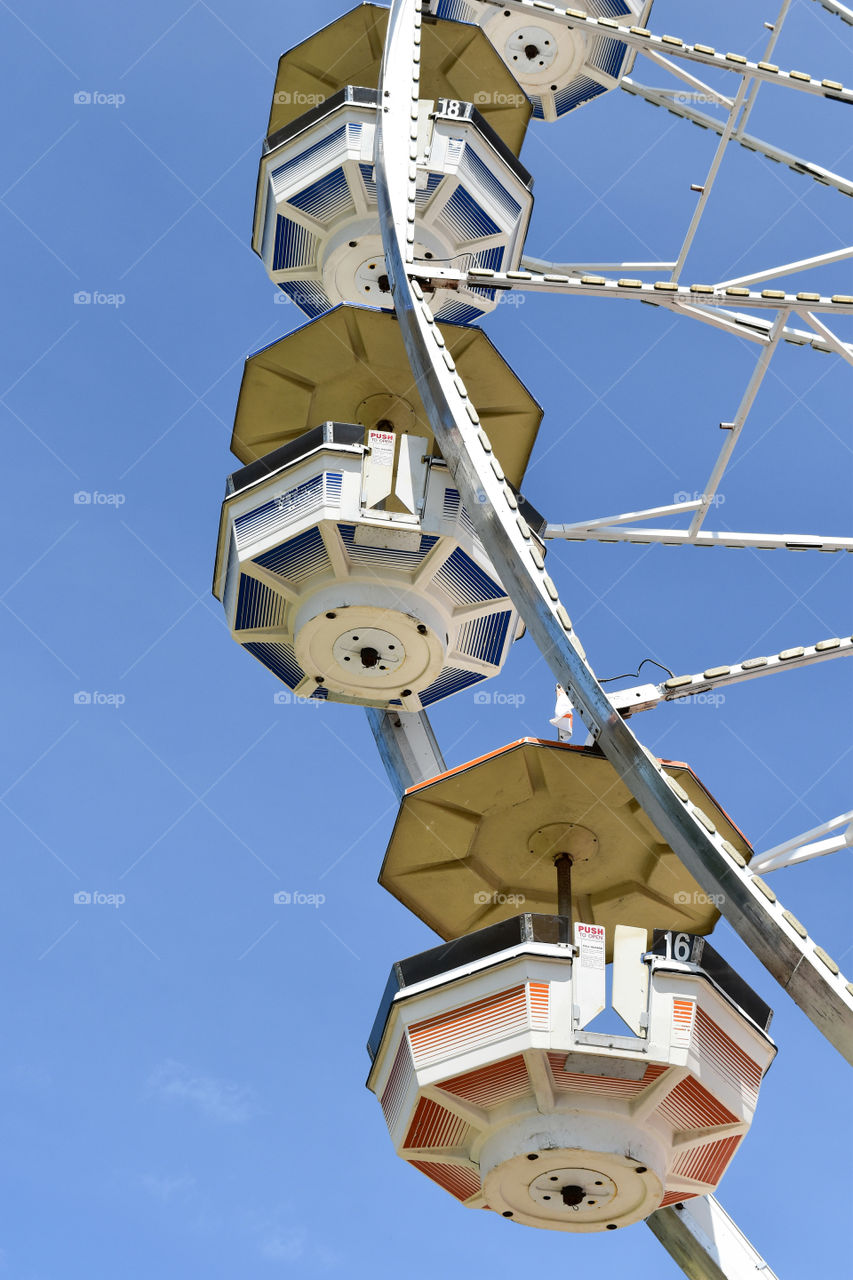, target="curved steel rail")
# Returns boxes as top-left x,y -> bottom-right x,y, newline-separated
373,0 -> 853,1063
